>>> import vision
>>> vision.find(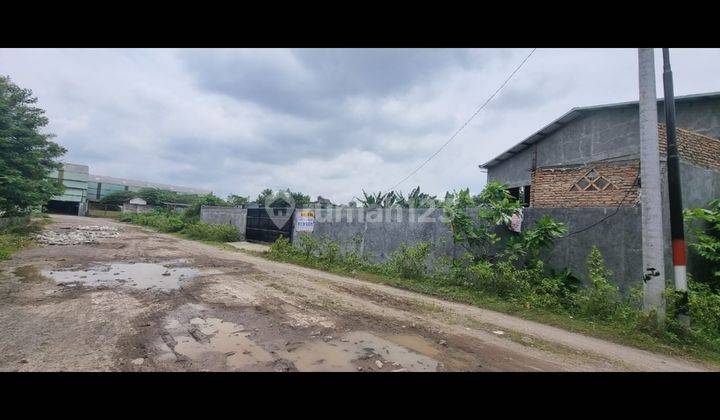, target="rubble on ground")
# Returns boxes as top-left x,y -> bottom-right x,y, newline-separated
33,225 -> 120,245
